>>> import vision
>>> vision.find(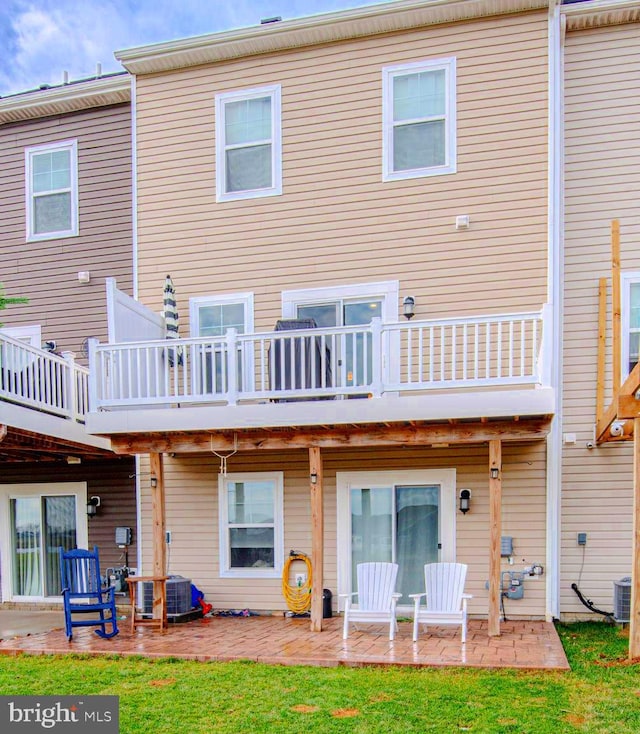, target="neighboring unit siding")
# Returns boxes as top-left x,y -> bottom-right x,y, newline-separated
0,103 -> 132,359
134,11 -> 549,329
561,23 -> 640,616
138,443 -> 547,618
0,458 -> 137,600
